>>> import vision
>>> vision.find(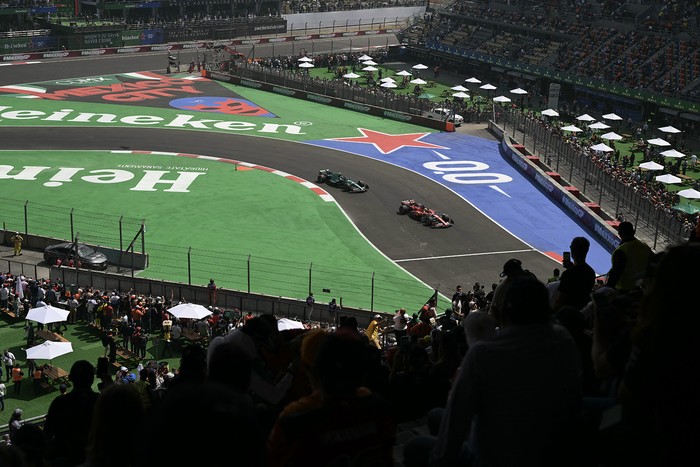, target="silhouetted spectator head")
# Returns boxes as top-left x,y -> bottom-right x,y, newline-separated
618,221 -> 635,240
69,360 -> 95,389
11,423 -> 46,467
502,276 -> 551,325
463,311 -> 497,346
500,258 -> 523,277
85,384 -> 144,467
175,343 -> 207,384
135,382 -> 265,467
207,340 -> 251,394
570,236 -> 590,260
316,333 -> 370,396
